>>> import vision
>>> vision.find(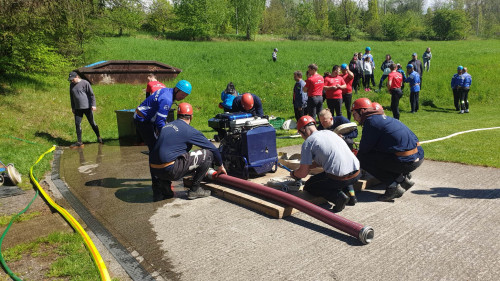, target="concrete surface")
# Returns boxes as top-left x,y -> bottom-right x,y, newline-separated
57,143 -> 500,281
